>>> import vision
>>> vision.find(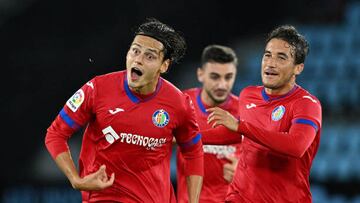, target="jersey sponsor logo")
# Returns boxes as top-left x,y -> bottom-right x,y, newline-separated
246,103 -> 257,109
303,95 -> 317,103
109,107 -> 124,114
152,109 -> 170,128
102,126 -> 166,150
271,105 -> 285,121
203,145 -> 236,159
66,89 -> 85,112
